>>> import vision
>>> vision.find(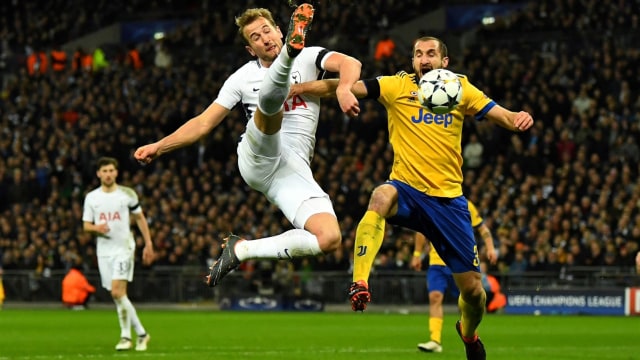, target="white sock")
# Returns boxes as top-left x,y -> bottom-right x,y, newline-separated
235,229 -> 323,260
120,295 -> 146,336
258,53 -> 294,116
114,297 -> 131,339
